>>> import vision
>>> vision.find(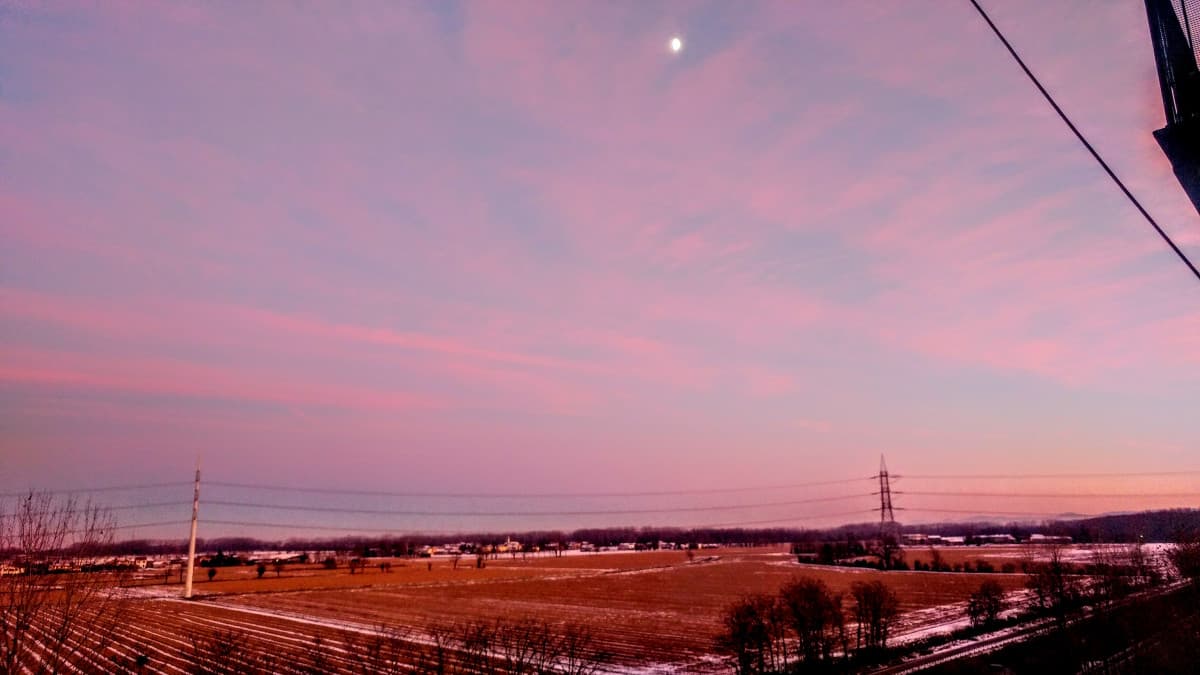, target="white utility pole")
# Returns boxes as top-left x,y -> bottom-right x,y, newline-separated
184,460 -> 201,599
